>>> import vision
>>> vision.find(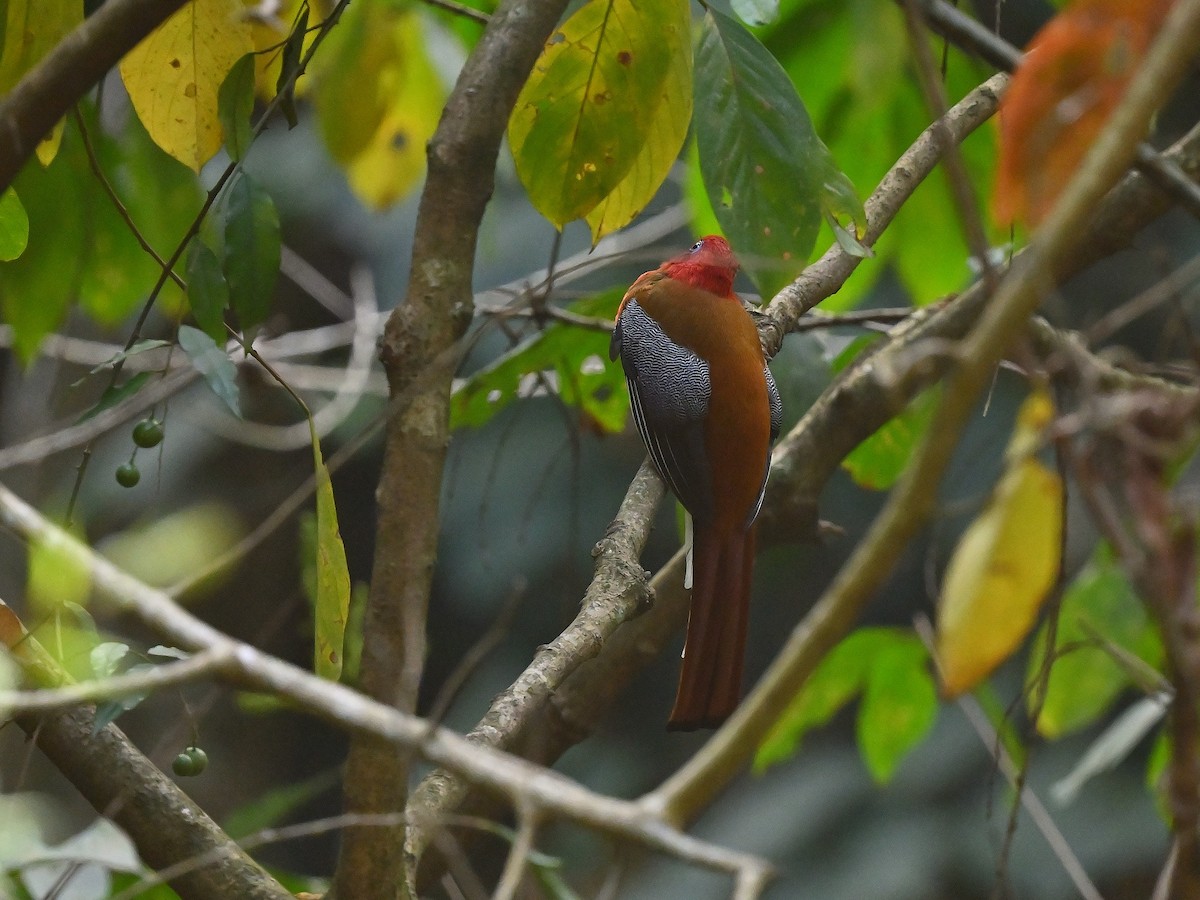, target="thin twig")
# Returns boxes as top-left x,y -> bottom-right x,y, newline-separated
0,646 -> 232,713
